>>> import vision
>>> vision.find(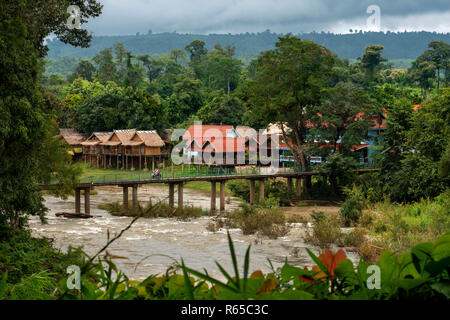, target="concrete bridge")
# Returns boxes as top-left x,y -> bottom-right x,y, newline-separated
44,168 -> 380,217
